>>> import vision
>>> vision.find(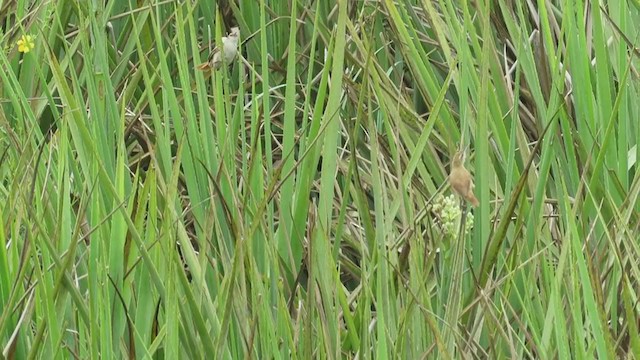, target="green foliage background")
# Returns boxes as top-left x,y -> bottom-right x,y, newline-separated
1,0 -> 639,358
